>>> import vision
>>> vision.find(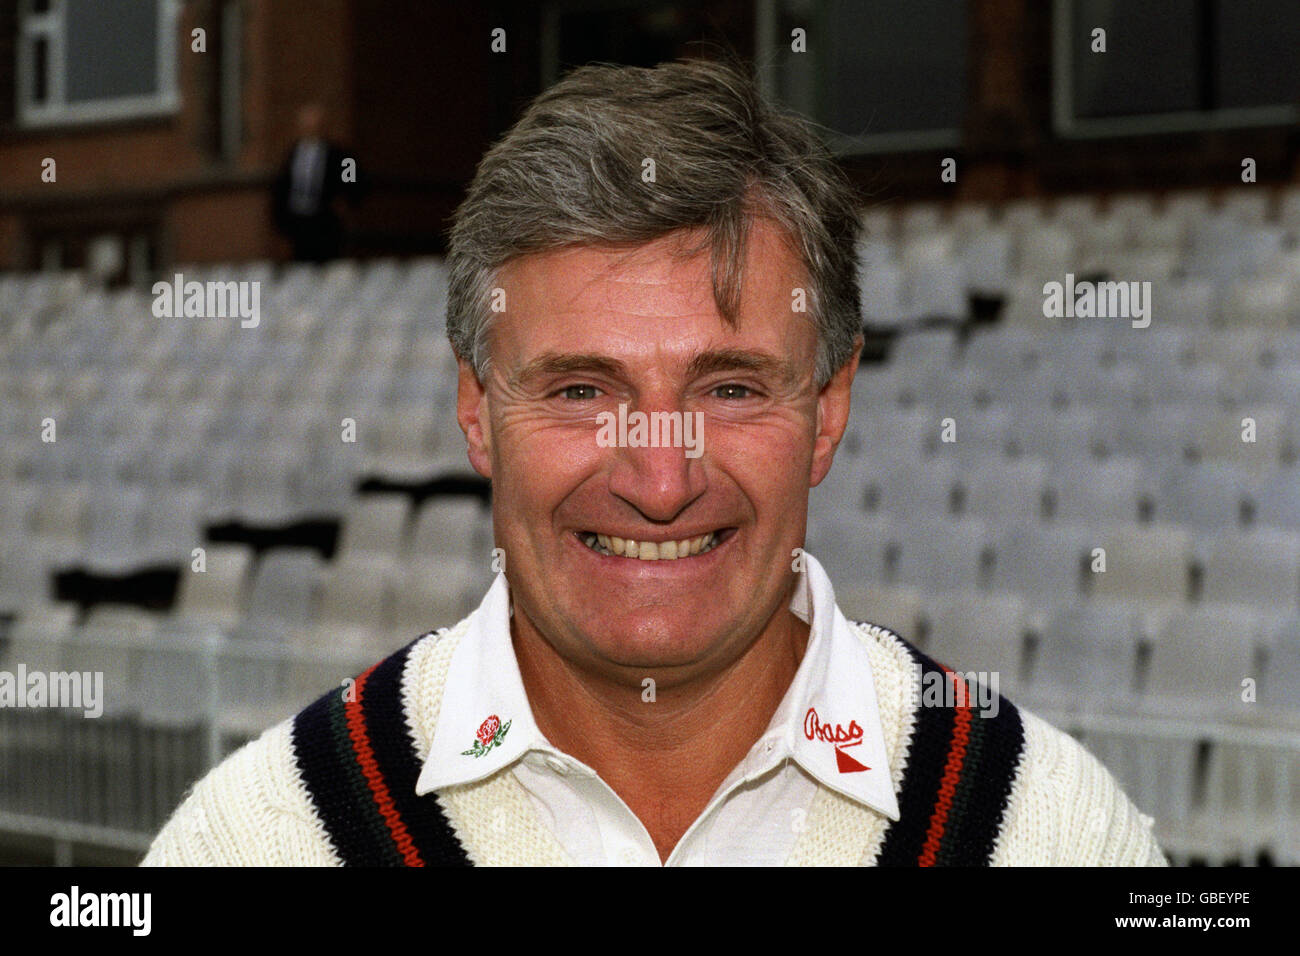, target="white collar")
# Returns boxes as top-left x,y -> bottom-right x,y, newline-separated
415,551 -> 900,821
